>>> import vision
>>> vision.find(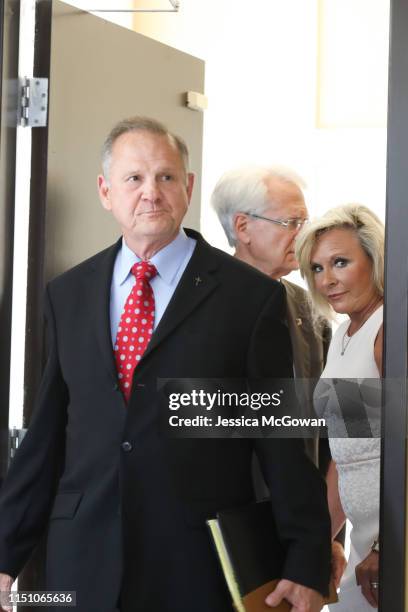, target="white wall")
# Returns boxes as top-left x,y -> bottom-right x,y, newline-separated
63,0 -> 390,264
127,0 -> 389,257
